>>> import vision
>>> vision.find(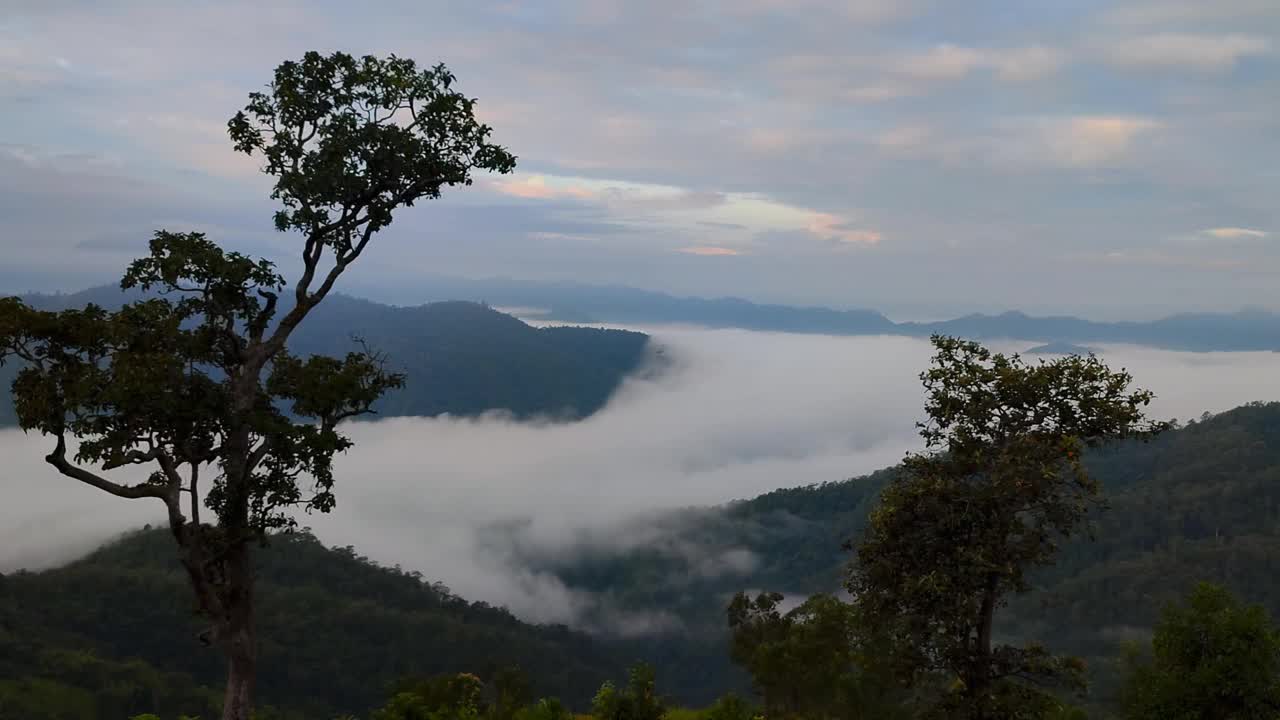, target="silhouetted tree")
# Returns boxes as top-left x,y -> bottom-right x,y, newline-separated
0,50 -> 514,720
846,336 -> 1165,719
